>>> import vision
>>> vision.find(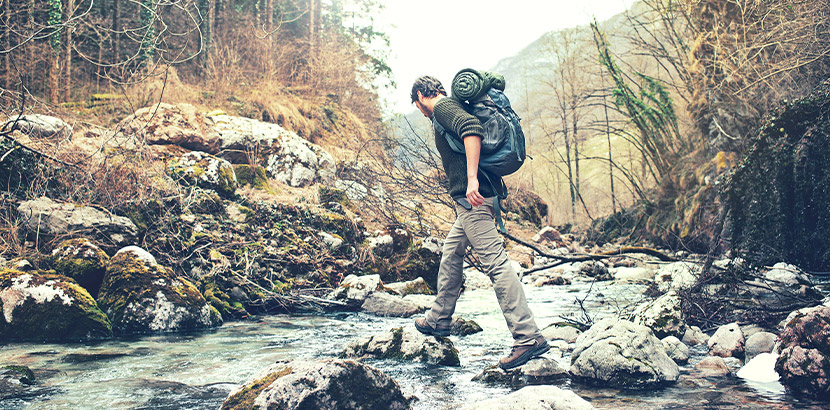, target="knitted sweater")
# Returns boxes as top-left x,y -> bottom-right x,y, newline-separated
432,97 -> 498,200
